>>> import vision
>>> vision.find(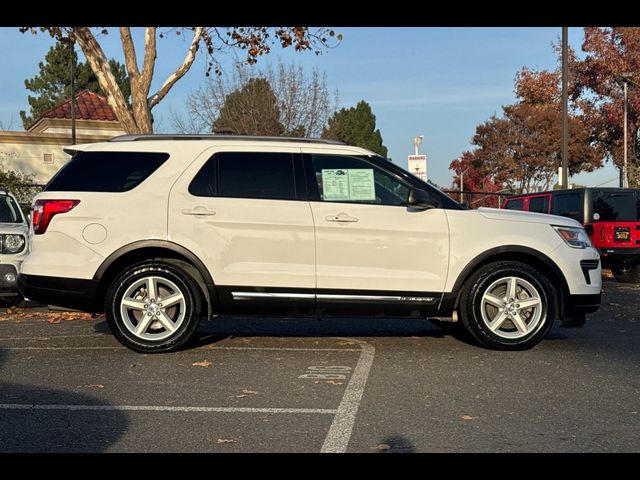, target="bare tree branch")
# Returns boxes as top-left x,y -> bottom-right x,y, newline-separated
119,27 -> 140,82
149,27 -> 203,108
140,27 -> 157,96
74,27 -> 138,133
